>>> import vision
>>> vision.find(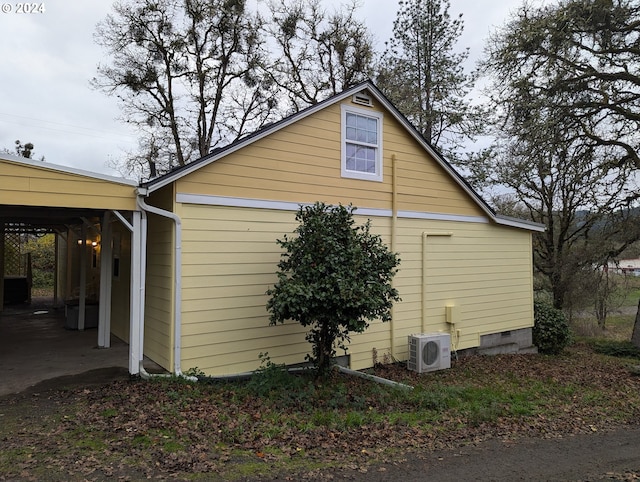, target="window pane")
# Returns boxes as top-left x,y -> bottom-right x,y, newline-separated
346,142 -> 376,174
346,112 -> 378,146
346,143 -> 356,171
367,148 -> 375,161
